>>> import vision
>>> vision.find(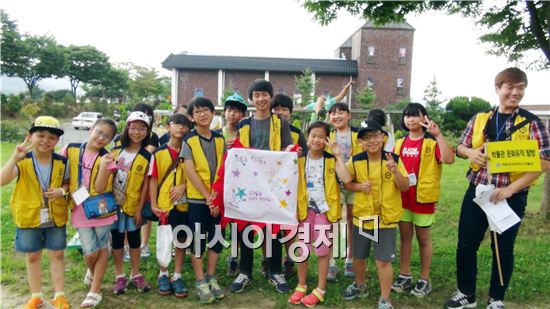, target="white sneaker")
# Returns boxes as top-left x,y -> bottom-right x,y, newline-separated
140,245 -> 151,259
